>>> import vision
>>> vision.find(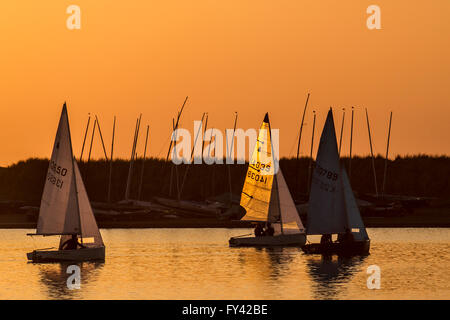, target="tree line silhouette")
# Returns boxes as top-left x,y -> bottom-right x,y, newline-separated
0,155 -> 449,203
